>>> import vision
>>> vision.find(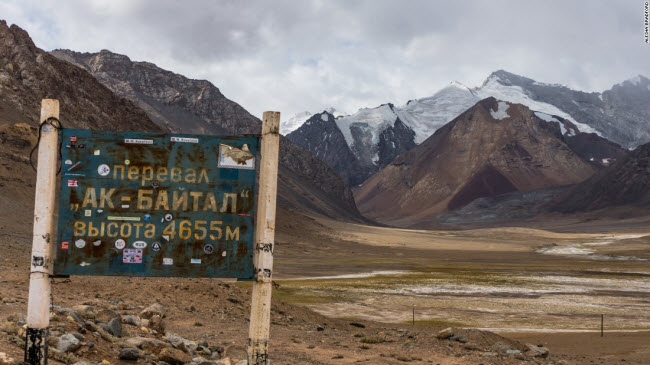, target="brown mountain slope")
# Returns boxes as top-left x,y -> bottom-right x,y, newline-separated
551,142 -> 650,213
50,49 -> 364,222
355,97 -> 596,227
0,20 -> 162,236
